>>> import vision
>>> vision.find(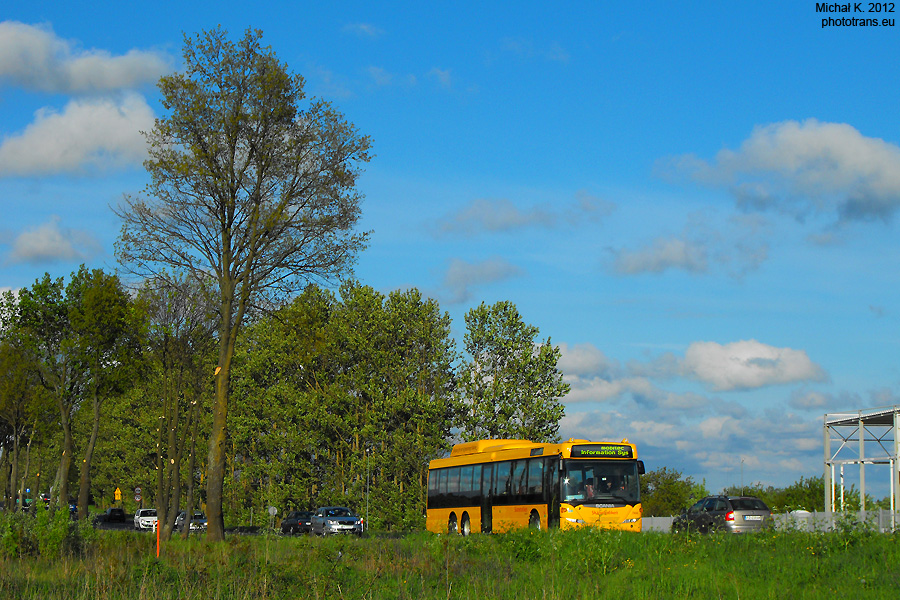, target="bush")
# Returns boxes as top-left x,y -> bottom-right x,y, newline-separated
0,506 -> 98,559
